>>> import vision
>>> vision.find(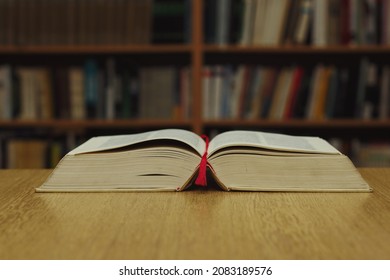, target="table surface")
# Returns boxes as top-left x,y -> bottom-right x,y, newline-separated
0,168 -> 389,260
